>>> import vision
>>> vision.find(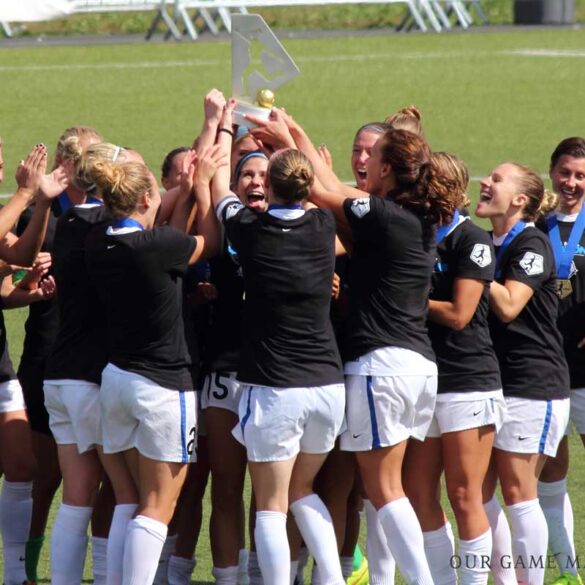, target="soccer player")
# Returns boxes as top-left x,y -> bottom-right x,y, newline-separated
0,143 -> 68,585
403,152 -> 504,585
207,101 -> 346,585
538,137 -> 585,585
85,152 -> 220,585
43,142 -> 126,585
477,162 -> 570,585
